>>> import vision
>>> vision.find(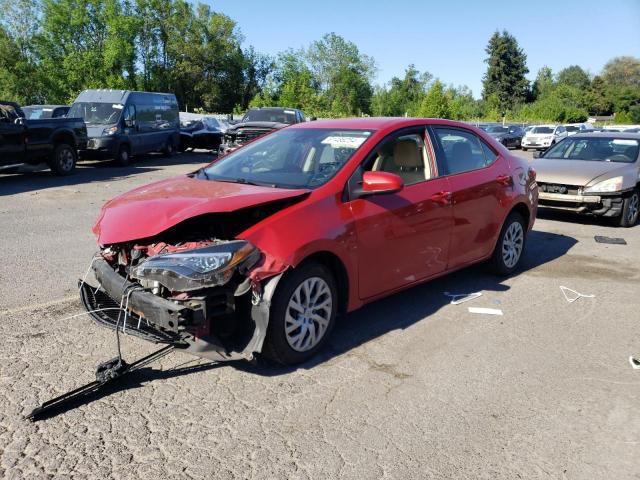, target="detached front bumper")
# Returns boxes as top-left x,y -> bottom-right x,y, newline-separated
538,191 -> 624,217
81,257 -> 277,362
